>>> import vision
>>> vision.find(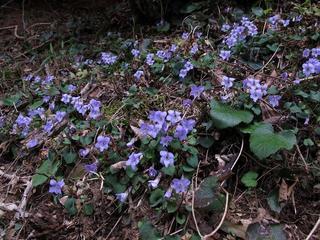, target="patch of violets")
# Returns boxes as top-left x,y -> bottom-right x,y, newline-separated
101,52 -> 117,65
243,77 -> 268,102
222,17 -> 258,49
179,61 -> 194,79
268,15 -> 291,29
301,48 -> 320,77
